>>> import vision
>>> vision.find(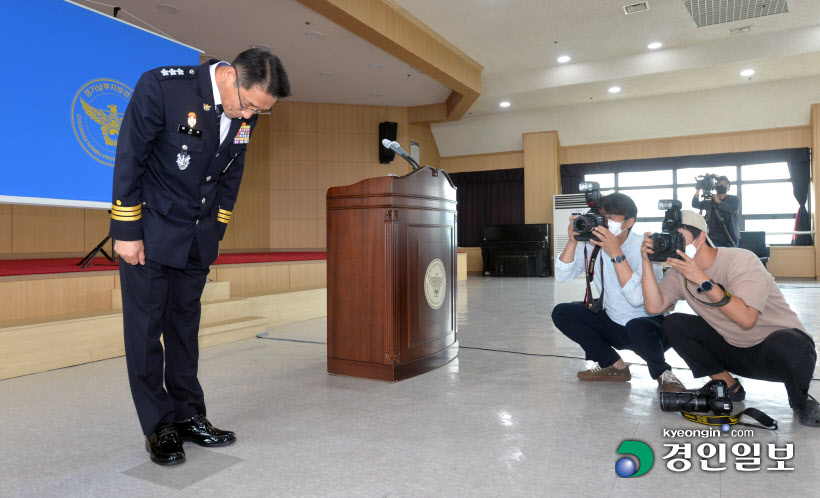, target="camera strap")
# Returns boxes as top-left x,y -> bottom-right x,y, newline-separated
680,407 -> 778,431
583,244 -> 604,313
